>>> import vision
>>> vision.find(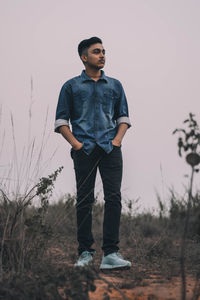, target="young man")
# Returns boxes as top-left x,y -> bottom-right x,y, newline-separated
55,37 -> 131,269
